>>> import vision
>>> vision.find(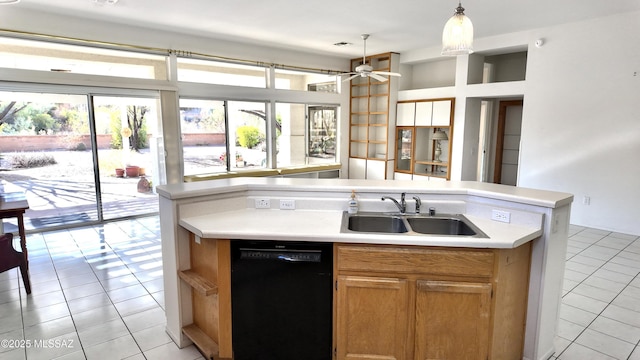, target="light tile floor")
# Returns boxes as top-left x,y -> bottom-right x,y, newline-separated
1,217 -> 639,359
0,217 -> 204,360
553,225 -> 640,360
